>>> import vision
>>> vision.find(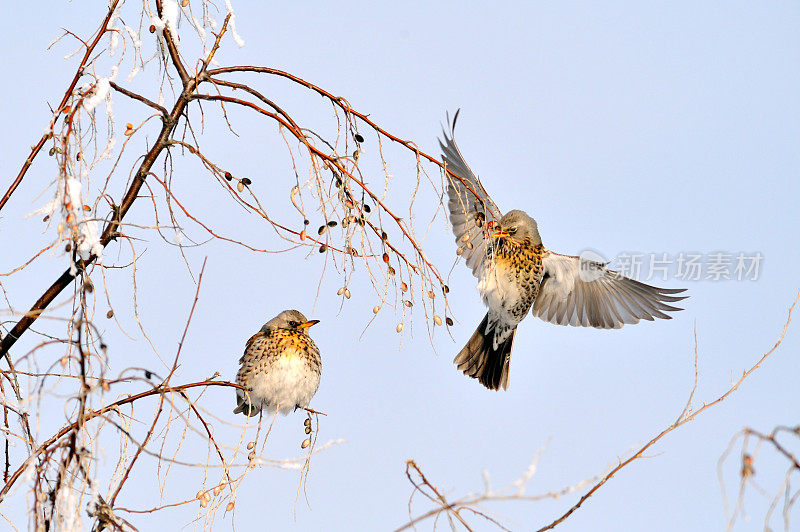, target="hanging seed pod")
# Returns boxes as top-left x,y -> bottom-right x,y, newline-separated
382,253 -> 390,263
242,178 -> 252,185
226,502 -> 235,511
49,147 -> 56,156
363,204 -> 371,213
327,220 -> 337,227
445,317 -> 454,326
237,181 -> 245,192
224,171 -> 233,181
344,199 -> 354,209
299,230 -> 306,241
461,233 -> 471,243
304,418 -> 311,427
428,291 -> 435,299
396,323 -> 404,333
304,218 -> 310,225
60,357 -> 68,366
65,243 -> 72,252
434,316 -> 443,326
387,266 -> 396,276
354,133 -> 364,143
381,231 -> 388,240
248,451 -> 256,461
305,426 -> 312,434
247,441 -> 255,450
335,177 -> 342,188
213,485 -> 222,496
373,305 -> 380,314
106,310 -> 114,319
337,287 -> 345,296
301,438 -> 311,449
200,499 -> 209,508
344,288 -> 351,299
101,380 -> 110,391
442,285 -> 450,294
317,225 -> 327,235
76,152 -> 82,161
404,300 -> 413,308
196,490 -> 205,501
149,24 -> 156,33
83,205 -> 91,211
466,242 -> 474,250
318,244 -> 327,253
400,282 -> 408,292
